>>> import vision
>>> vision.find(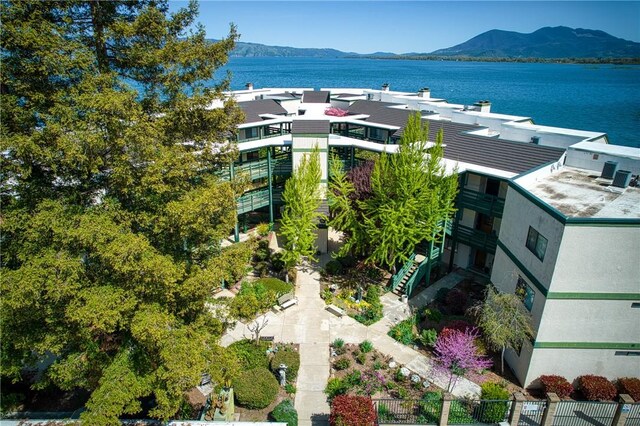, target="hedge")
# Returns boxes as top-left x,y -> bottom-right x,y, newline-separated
233,368 -> 279,409
330,395 -> 377,426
